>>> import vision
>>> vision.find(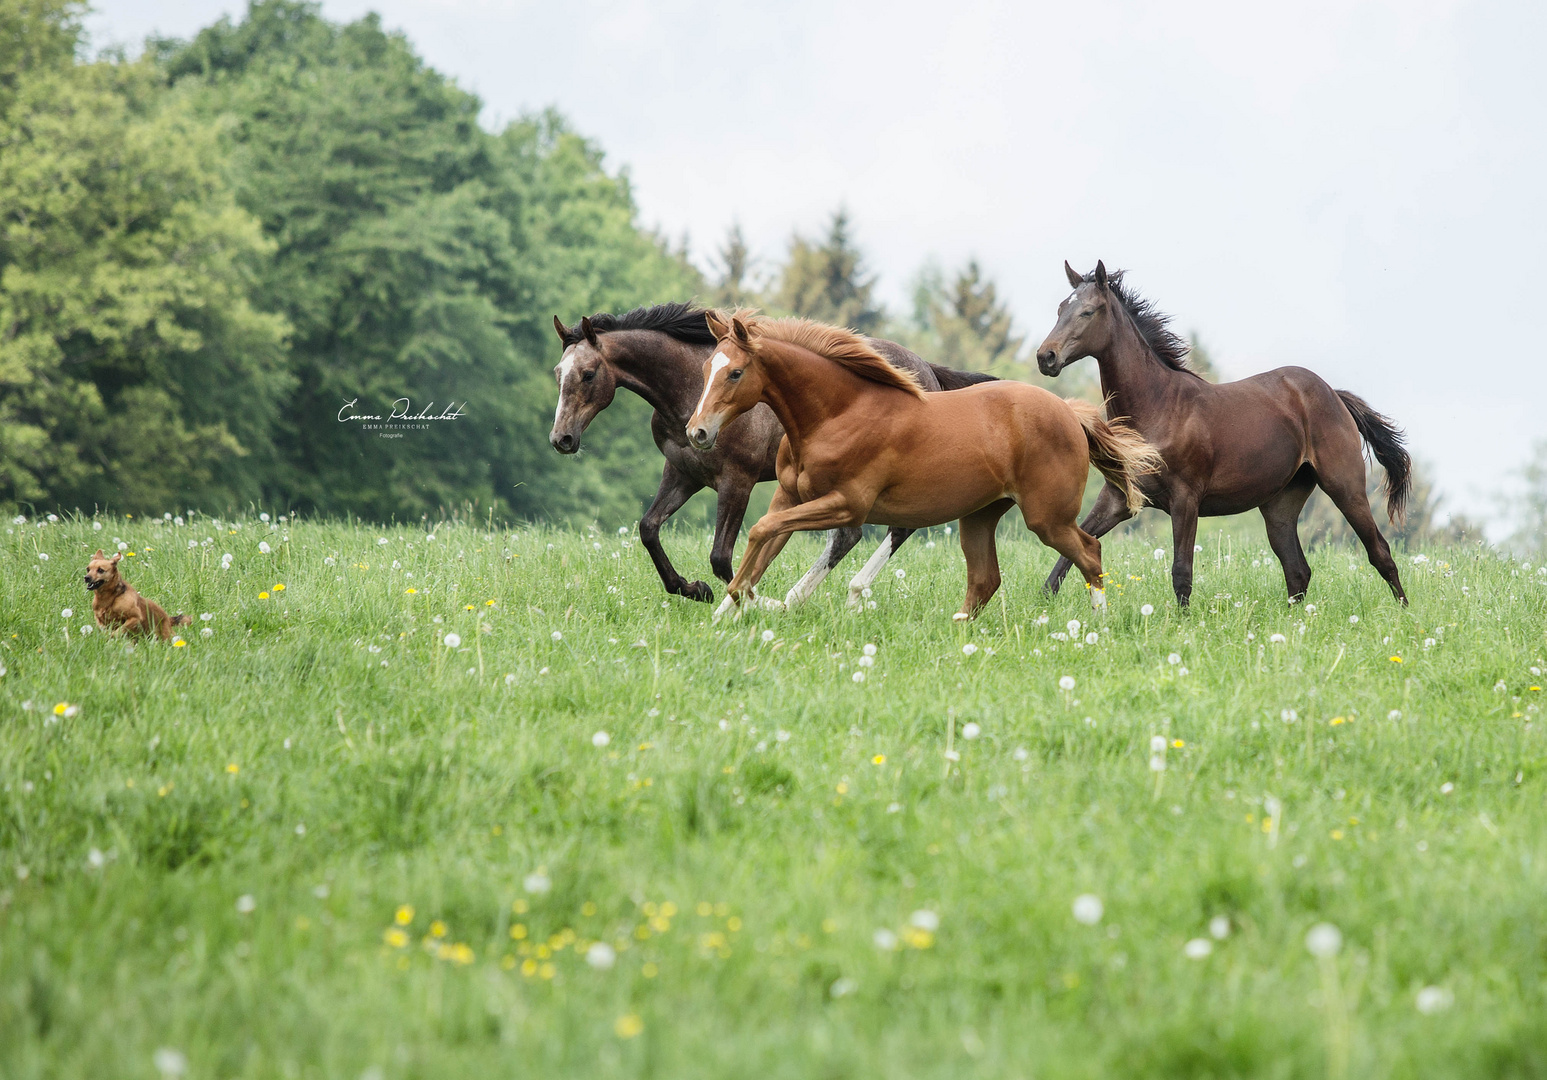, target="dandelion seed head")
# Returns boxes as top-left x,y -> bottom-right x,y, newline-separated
1140,603 -> 1154,616
1304,922 -> 1342,958
1184,938 -> 1213,959
962,722 -> 981,740
1071,894 -> 1103,925
1059,675 -> 1075,691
